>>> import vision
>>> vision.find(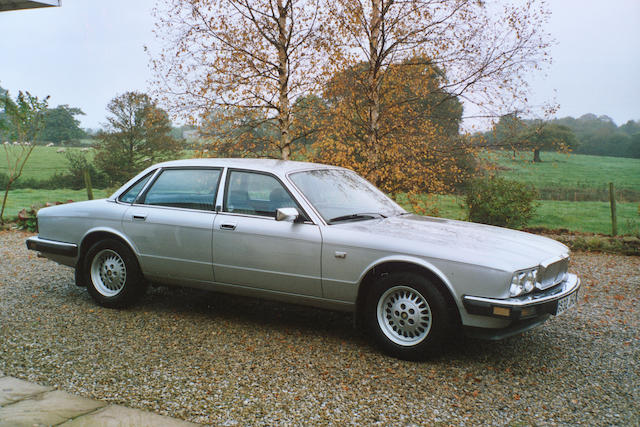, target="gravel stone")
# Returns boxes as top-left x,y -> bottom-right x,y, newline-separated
1,230 -> 638,425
